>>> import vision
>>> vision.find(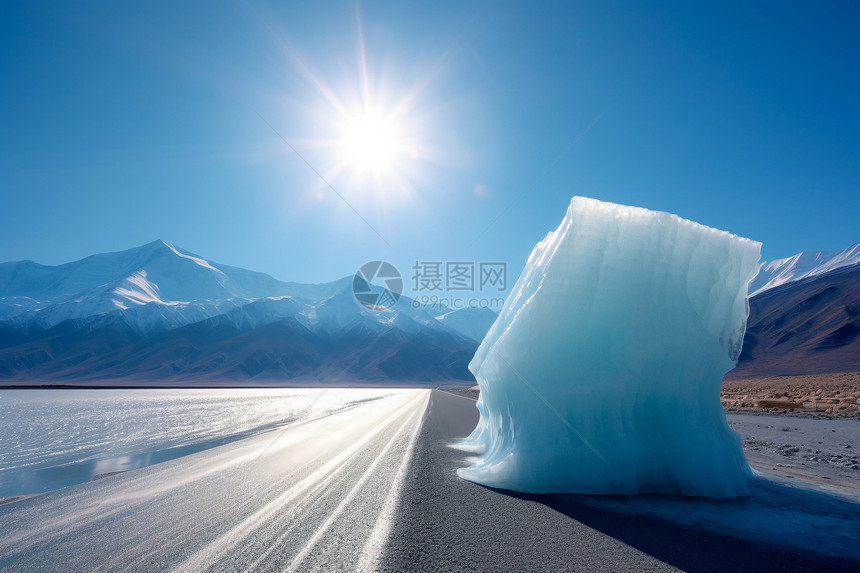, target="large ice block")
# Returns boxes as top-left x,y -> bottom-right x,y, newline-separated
458,197 -> 761,496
